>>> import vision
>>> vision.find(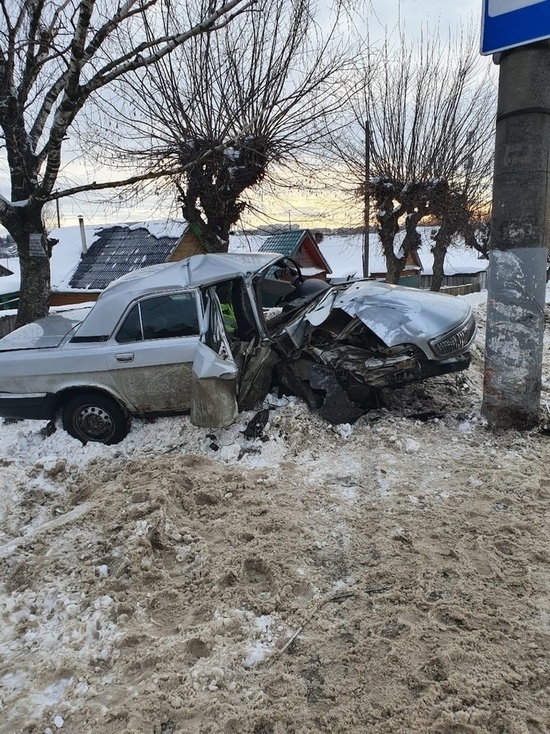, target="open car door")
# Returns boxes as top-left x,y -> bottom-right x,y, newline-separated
190,289 -> 238,427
